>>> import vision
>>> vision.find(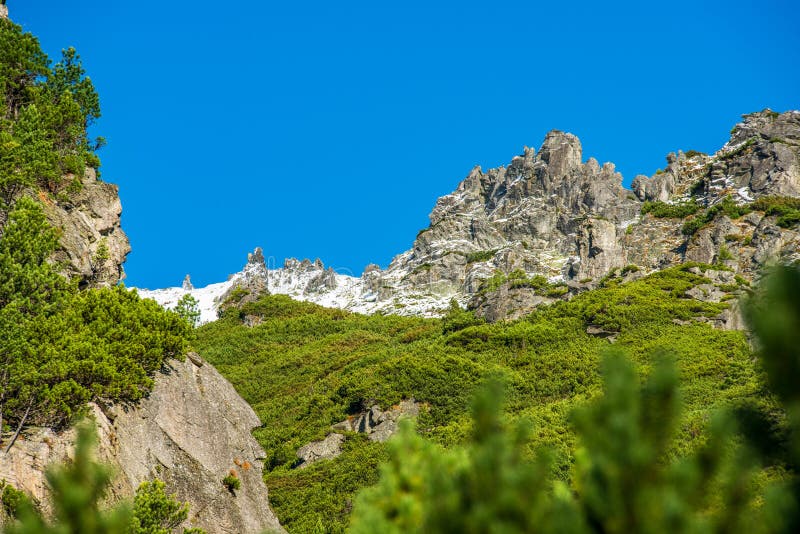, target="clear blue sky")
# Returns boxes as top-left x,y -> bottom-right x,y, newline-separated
12,1 -> 800,288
